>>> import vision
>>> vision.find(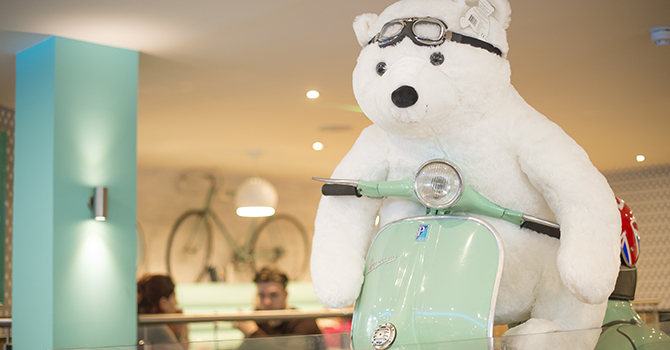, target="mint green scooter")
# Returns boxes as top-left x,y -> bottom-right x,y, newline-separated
314,159 -> 669,350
